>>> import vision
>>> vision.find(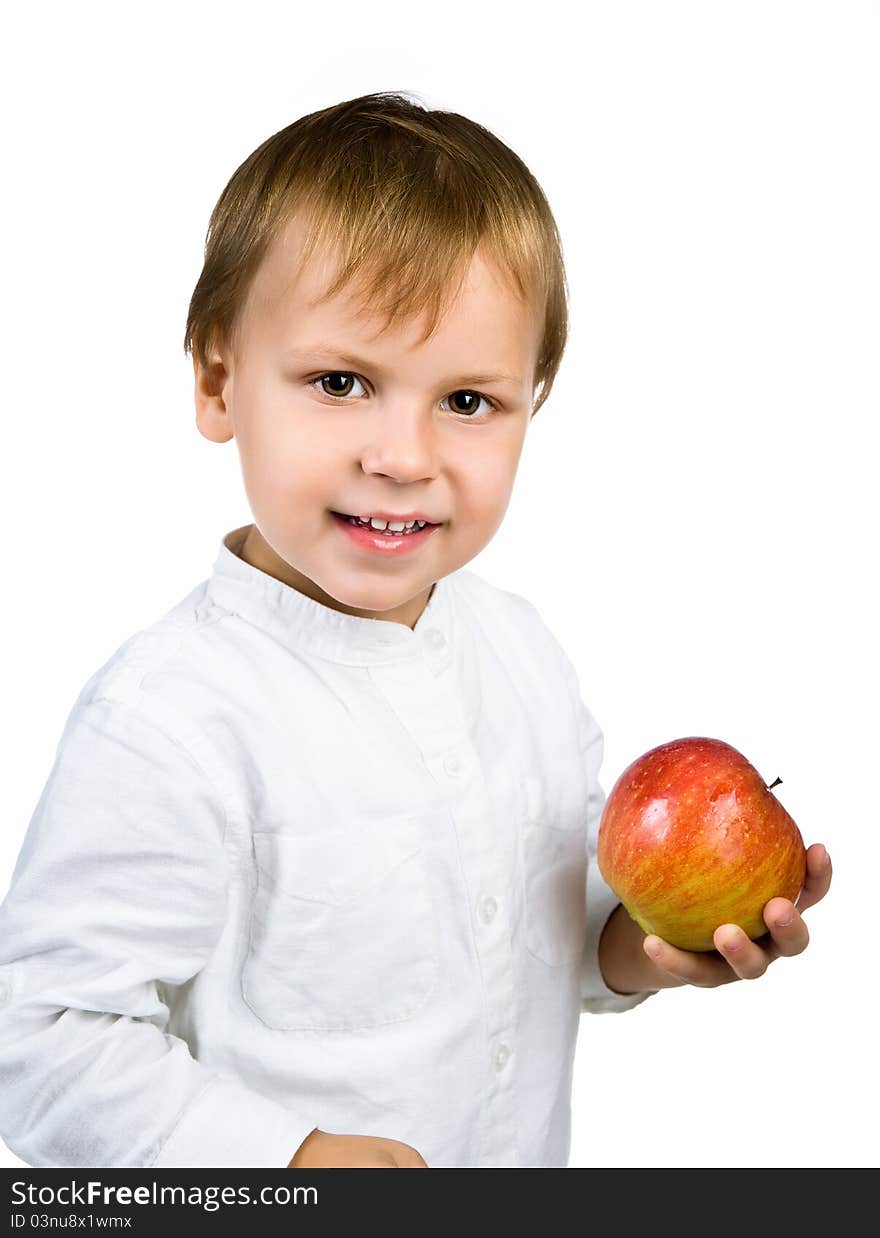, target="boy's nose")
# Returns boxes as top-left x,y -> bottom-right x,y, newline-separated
359,406 -> 440,484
